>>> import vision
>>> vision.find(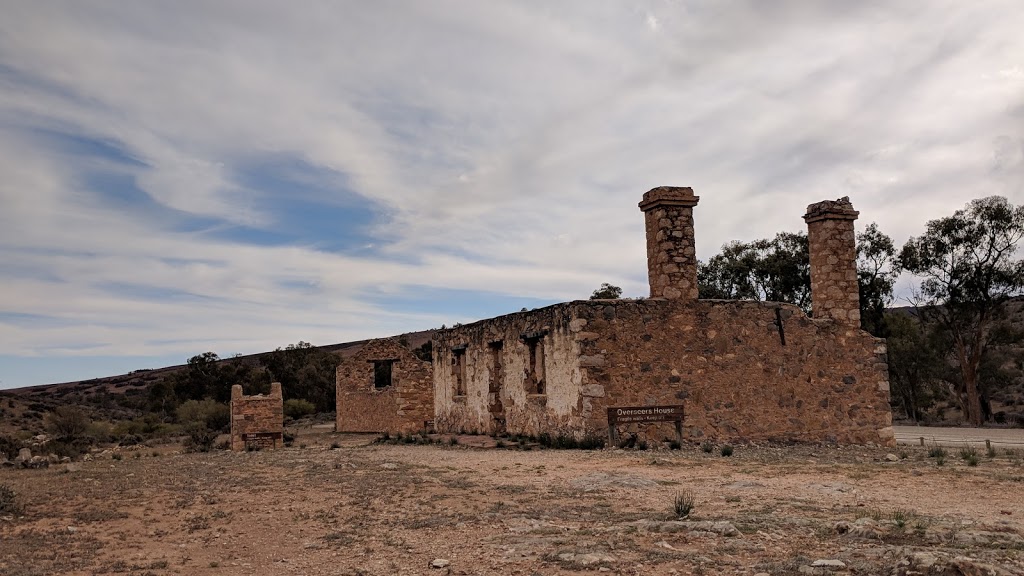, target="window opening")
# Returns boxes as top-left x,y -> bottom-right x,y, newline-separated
521,333 -> 546,395
371,359 -> 396,390
452,346 -> 467,396
488,341 -> 504,394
